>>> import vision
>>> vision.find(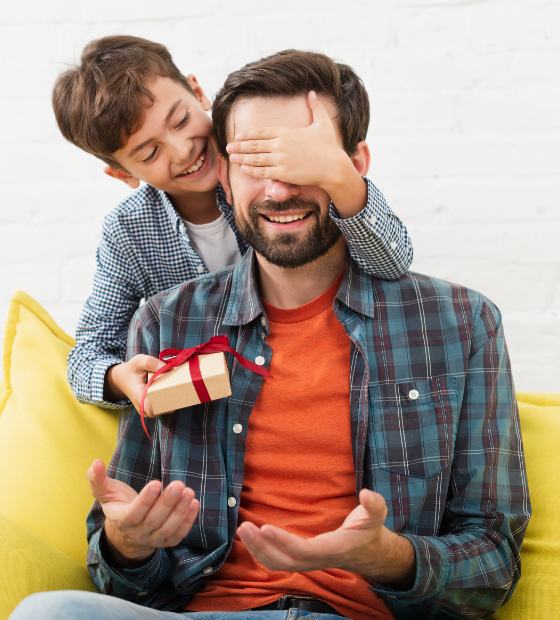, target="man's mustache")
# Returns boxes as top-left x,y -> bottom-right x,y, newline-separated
248,197 -> 321,217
